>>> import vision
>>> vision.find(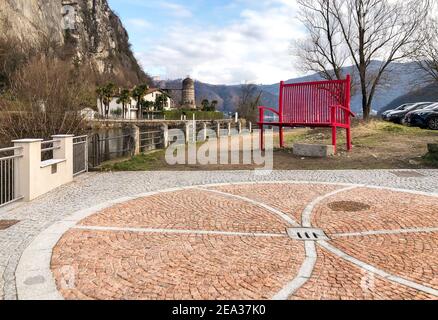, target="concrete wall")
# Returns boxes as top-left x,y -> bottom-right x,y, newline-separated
13,135 -> 74,201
